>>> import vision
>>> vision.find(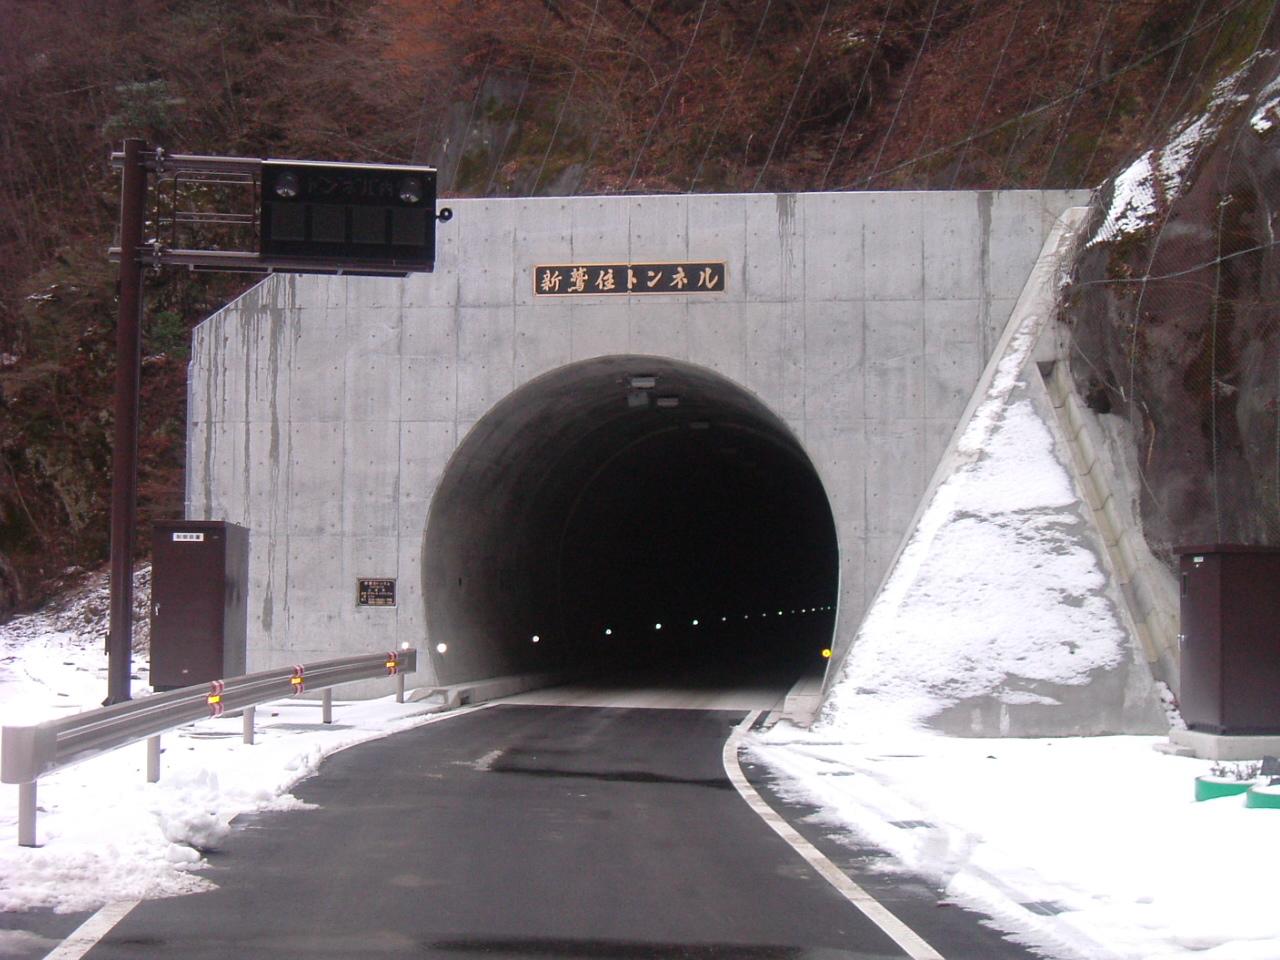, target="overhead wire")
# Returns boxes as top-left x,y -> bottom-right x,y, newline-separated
688,0 -> 775,192
483,2 -> 557,196
861,0 -> 943,188
532,0 -> 604,195
898,0 -> 990,184
575,0 -> 661,195
856,0 -> 1262,189
947,0 -> 1026,189
819,0 -> 896,191
623,0 -> 713,193
1040,0 -> 1118,187
751,0 -> 833,191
